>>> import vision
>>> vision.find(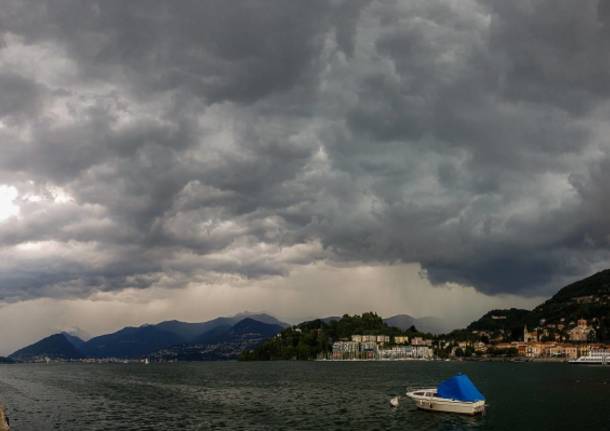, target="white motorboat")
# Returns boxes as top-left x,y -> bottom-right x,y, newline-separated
406,374 -> 486,415
569,349 -> 610,365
